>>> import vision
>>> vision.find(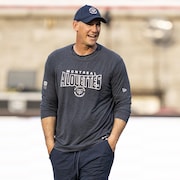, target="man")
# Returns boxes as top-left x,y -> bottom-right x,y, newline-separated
41,4 -> 131,180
